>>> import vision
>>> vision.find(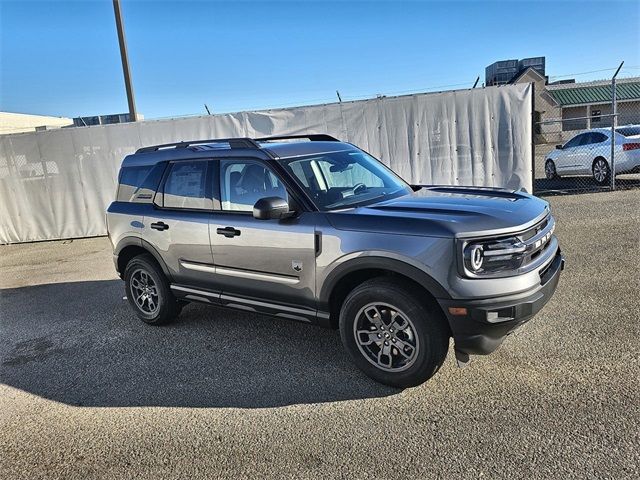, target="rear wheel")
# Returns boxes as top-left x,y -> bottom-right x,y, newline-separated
592,157 -> 611,186
124,254 -> 181,325
339,278 -> 449,388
